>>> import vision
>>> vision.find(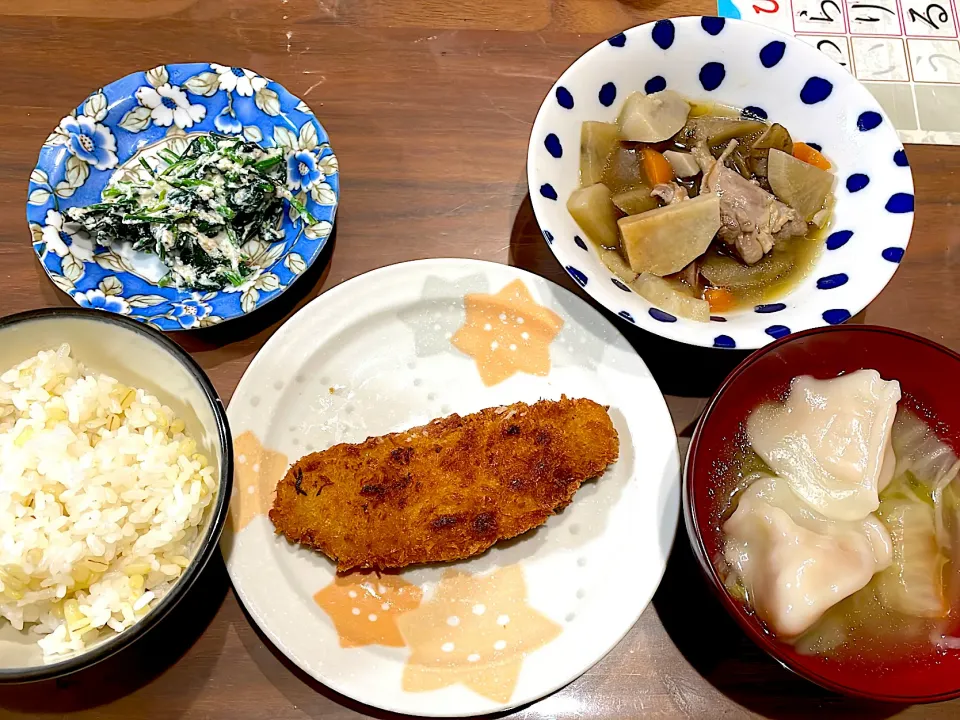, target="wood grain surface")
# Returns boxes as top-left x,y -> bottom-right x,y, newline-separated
0,0 -> 958,718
